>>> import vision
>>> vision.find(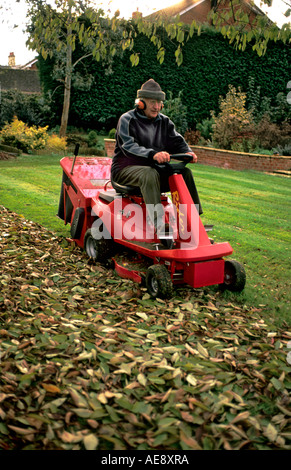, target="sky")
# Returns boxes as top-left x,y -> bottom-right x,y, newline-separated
0,0 -> 289,66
